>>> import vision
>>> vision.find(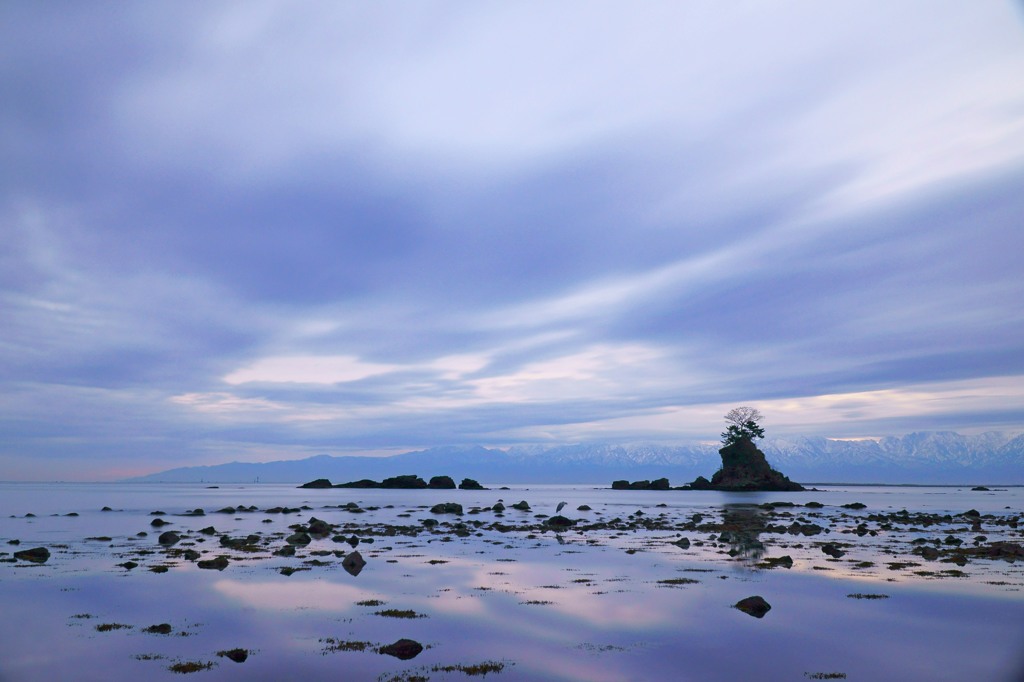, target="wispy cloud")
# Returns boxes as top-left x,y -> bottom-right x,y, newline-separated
2,2 -> 1023,479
